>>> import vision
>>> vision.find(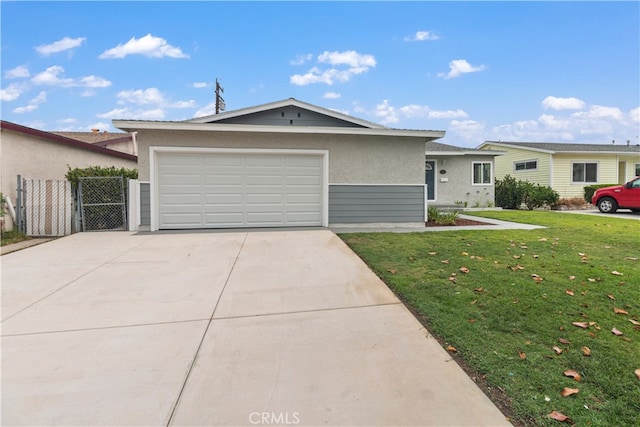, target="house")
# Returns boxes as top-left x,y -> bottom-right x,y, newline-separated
51,129 -> 138,155
478,141 -> 640,199
425,141 -> 504,208
114,98 -> 450,231
0,121 -> 138,229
